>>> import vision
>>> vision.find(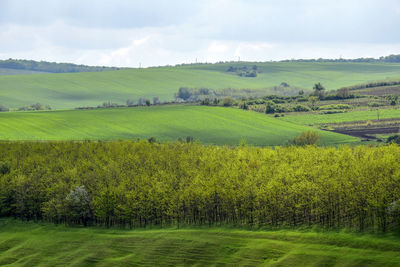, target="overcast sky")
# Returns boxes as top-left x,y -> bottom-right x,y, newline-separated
0,0 -> 400,67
